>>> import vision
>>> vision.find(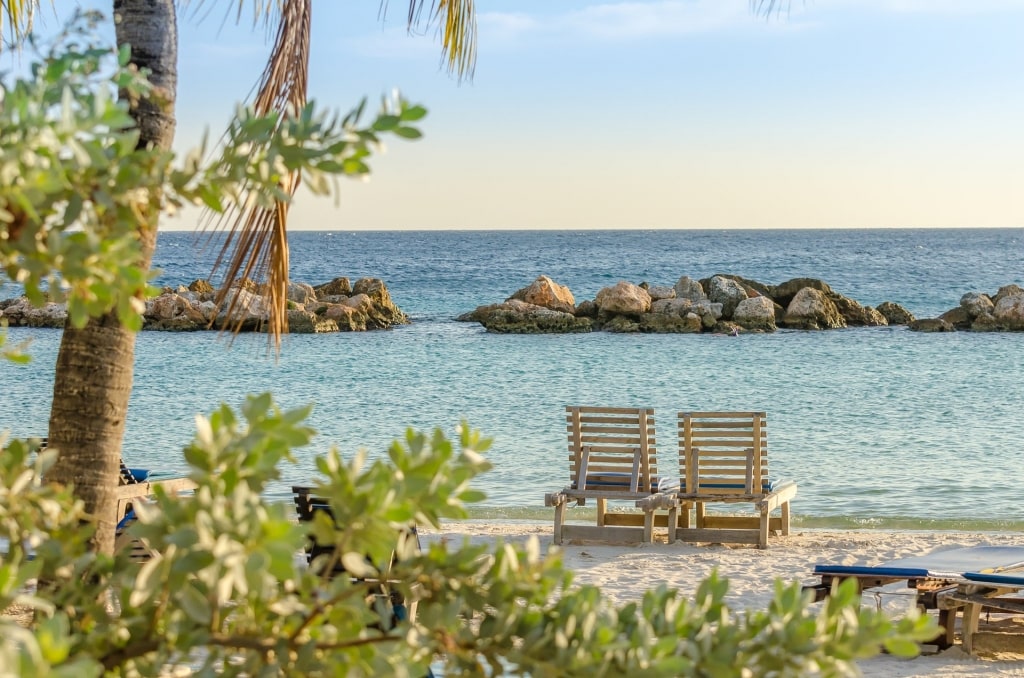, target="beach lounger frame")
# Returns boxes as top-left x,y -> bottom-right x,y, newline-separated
27,437 -> 196,562
292,485 -> 421,624
545,406 -> 679,545
938,571 -> 1024,655
808,545 -> 1024,650
662,411 -> 796,549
